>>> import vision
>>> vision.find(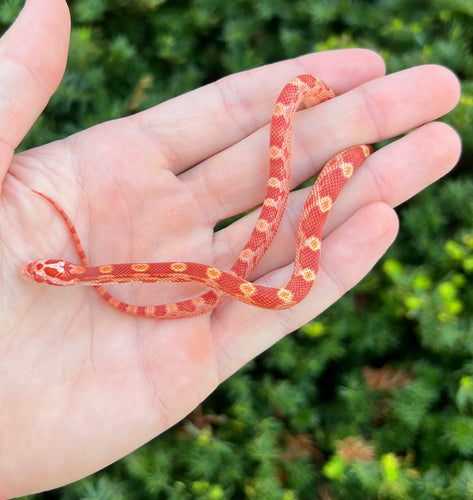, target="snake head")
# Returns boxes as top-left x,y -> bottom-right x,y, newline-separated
20,259 -> 76,286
